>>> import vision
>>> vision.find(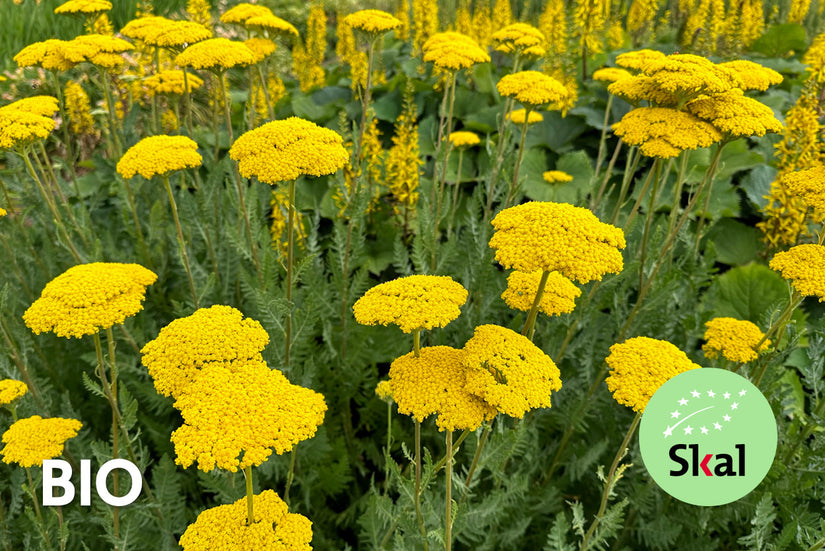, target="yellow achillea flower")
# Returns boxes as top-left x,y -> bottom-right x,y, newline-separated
614,48 -> 665,71
492,23 -> 546,58
0,96 -> 58,150
605,337 -> 701,413
23,263 -> 157,339
686,89 -> 783,138
353,275 -> 467,333
117,135 -> 202,179
389,346 -> 497,431
507,109 -> 544,125
14,39 -> 84,71
448,131 -> 480,148
489,201 -> 626,283
143,70 -> 204,96
375,380 -> 393,401
612,107 -> 722,158
0,208 -> 6,217
230,117 -> 348,184
171,360 -> 326,471
770,244 -> 825,301
593,67 -> 633,83
1,416 -> 82,468
607,75 -> 678,107
141,305 -> 269,399
497,71 -> 569,109
244,38 -> 276,64
219,3 -> 272,25
120,16 -> 173,41
422,32 -> 490,71
54,0 -> 111,15
244,14 -> 300,37
143,20 -> 212,51
782,166 -> 825,213
176,38 -> 256,71
0,380 -> 27,406
4,96 -> 61,118
501,271 -> 580,315
642,54 -> 736,97
179,490 -> 312,551
64,81 -> 95,135
718,60 -> 782,91
462,325 -> 562,418
344,9 -> 401,35
70,34 -> 133,69
542,170 -> 573,184
703,317 -> 769,363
